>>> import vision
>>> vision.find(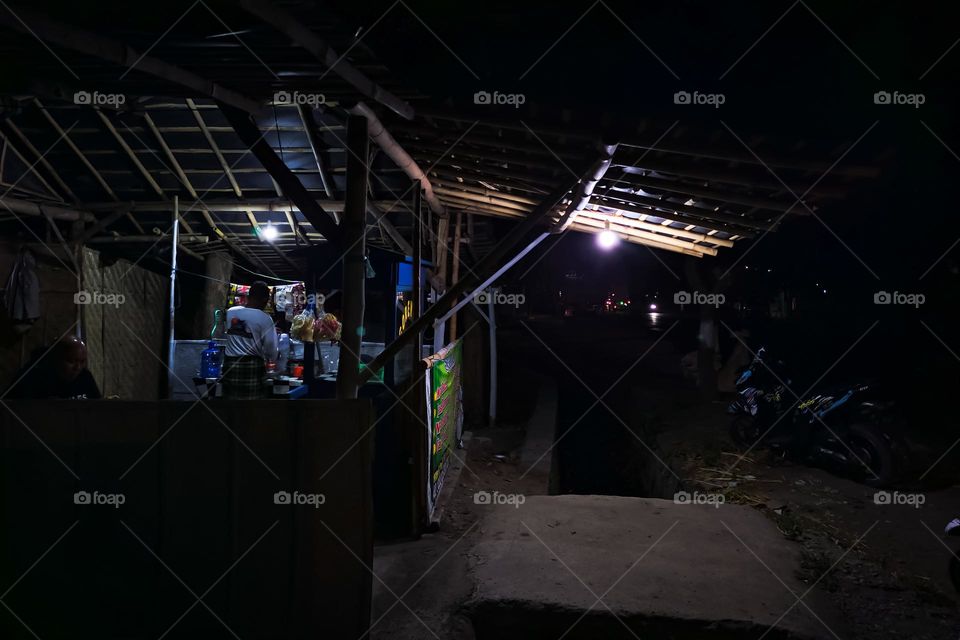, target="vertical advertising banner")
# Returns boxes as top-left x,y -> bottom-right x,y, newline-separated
426,339 -> 463,513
